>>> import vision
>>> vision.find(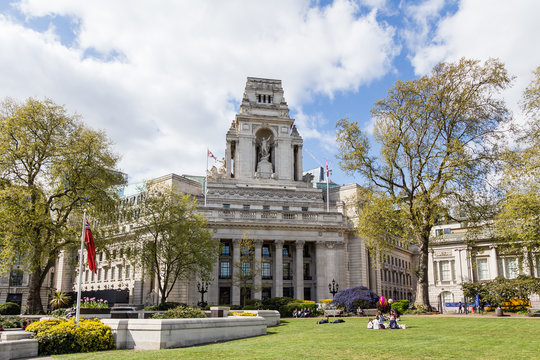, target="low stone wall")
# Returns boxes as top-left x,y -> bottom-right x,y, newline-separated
230,310 -> 281,326
102,316 -> 267,350
0,339 -> 38,360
